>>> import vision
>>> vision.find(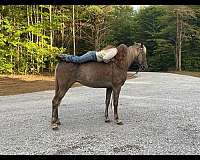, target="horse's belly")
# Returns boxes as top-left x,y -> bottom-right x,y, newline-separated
78,80 -> 112,88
